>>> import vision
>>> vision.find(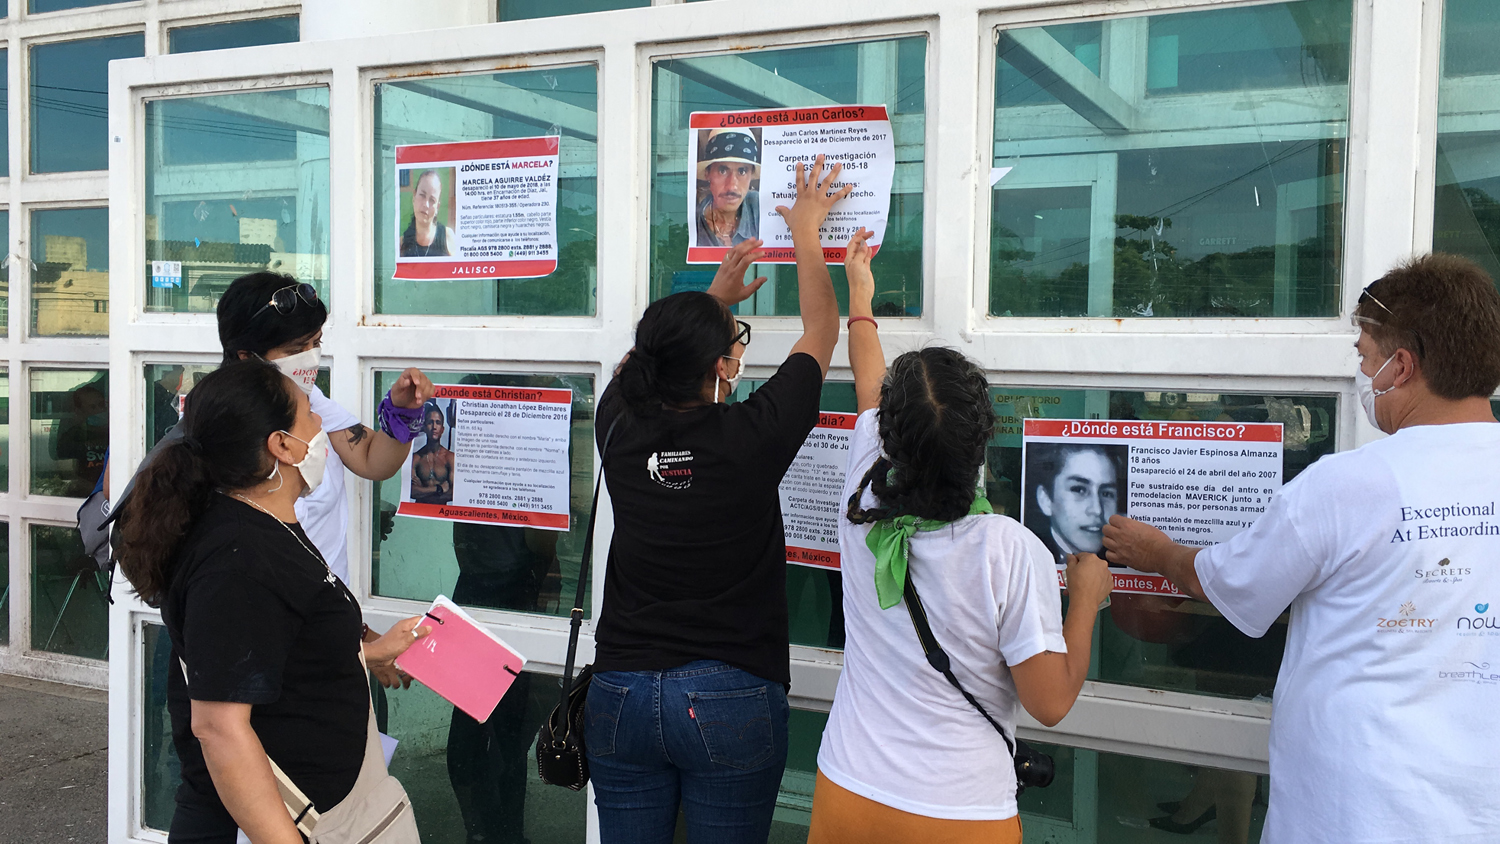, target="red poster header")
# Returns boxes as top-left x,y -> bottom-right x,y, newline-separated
1024,418 -> 1282,444
435,385 -> 572,404
816,412 -> 858,430
395,136 -> 559,165
689,105 -> 889,130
